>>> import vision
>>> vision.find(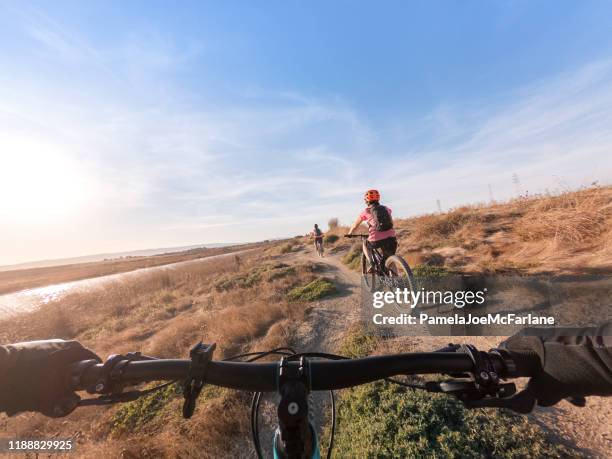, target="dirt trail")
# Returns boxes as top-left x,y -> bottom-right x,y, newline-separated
285,245 -> 611,458
292,246 -> 361,353
253,245 -> 363,457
